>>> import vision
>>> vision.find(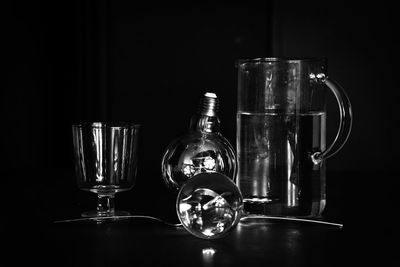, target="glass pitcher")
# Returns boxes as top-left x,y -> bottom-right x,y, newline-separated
236,58 -> 352,217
